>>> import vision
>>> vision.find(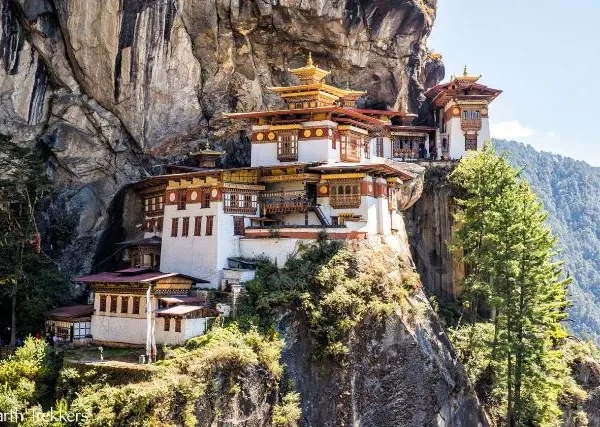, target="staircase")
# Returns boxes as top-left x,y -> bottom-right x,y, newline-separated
311,205 -> 330,226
